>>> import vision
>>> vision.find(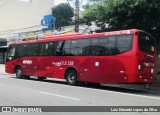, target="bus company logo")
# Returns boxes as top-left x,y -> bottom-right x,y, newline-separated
105,30 -> 131,36
52,62 -> 62,66
52,61 -> 74,66
23,60 -> 32,64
